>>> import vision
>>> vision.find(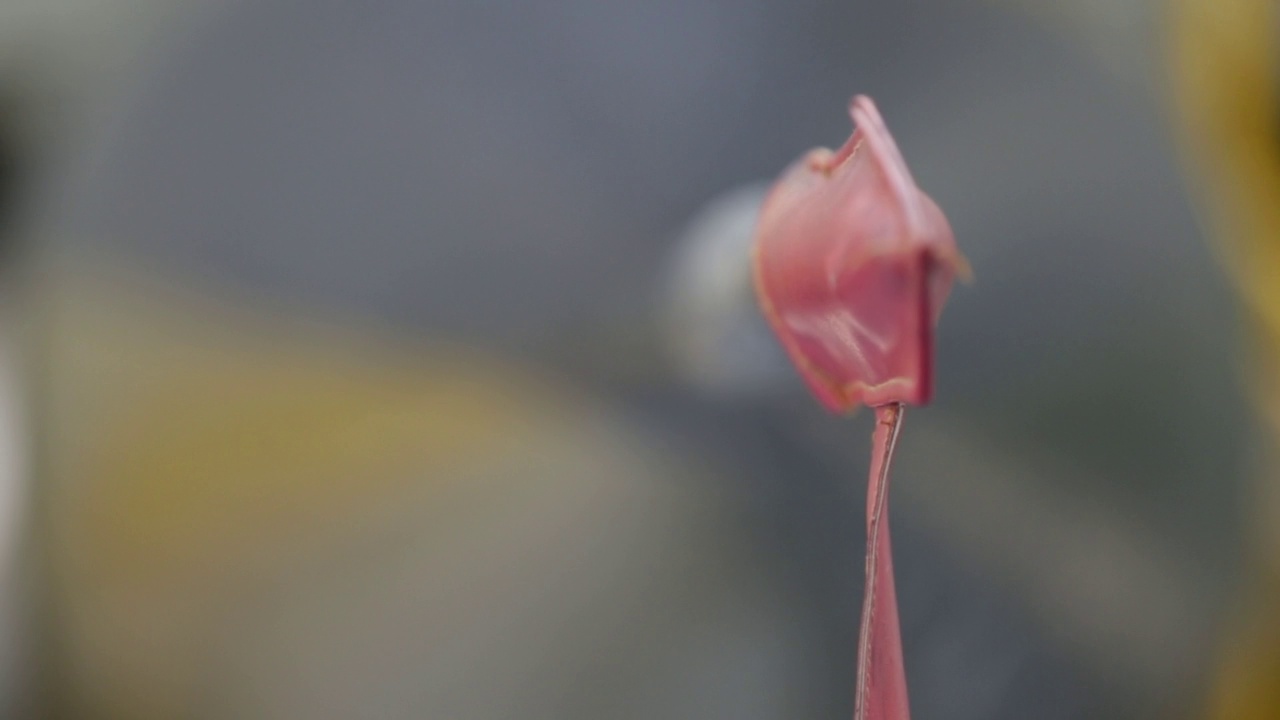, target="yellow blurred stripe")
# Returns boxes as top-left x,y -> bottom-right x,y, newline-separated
44,267 -> 558,579
1170,0 -> 1280,427
37,263 -> 575,718
1168,1 -> 1280,718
